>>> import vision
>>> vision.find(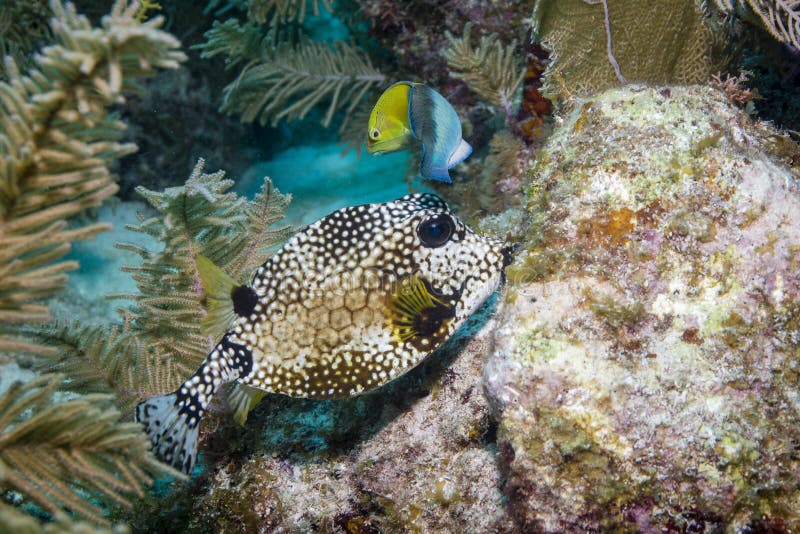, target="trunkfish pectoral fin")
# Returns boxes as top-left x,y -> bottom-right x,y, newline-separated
386,275 -> 456,350
227,382 -> 267,427
197,254 -> 258,337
